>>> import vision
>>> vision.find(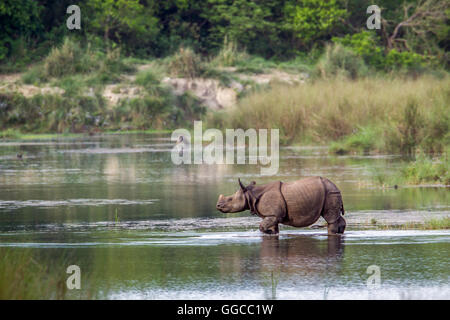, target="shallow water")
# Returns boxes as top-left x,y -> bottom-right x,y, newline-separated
0,134 -> 448,299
